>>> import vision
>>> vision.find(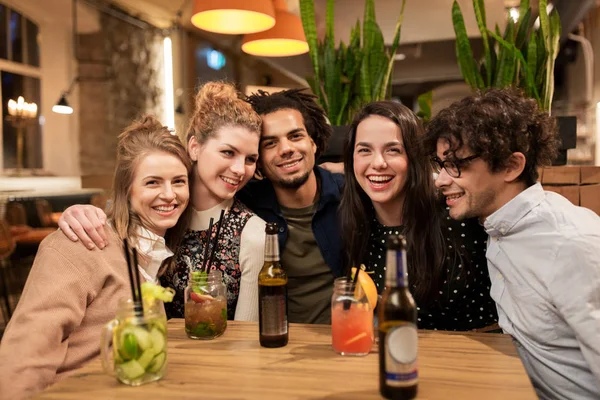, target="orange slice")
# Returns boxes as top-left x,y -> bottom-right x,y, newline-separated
351,266 -> 378,309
